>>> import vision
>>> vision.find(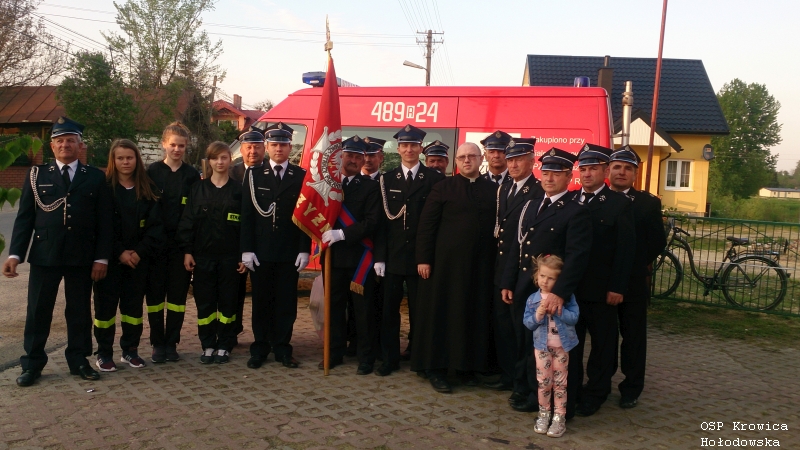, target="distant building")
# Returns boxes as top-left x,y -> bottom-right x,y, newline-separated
759,187 -> 800,199
211,95 -> 263,131
524,55 -> 730,215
